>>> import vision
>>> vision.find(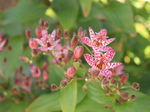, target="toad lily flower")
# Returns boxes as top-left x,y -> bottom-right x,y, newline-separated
81,27 -> 115,57
35,29 -> 61,51
84,50 -> 122,79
